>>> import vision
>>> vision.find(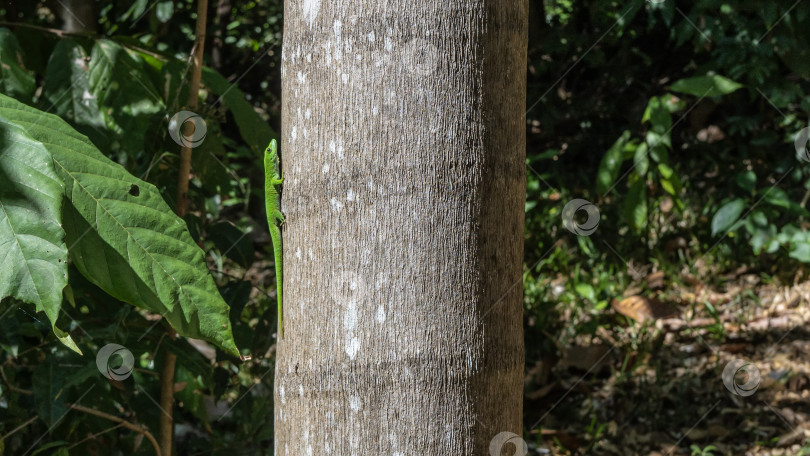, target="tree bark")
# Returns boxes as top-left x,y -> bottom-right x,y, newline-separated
58,0 -> 97,34
276,1 -> 527,454
211,0 -> 231,70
